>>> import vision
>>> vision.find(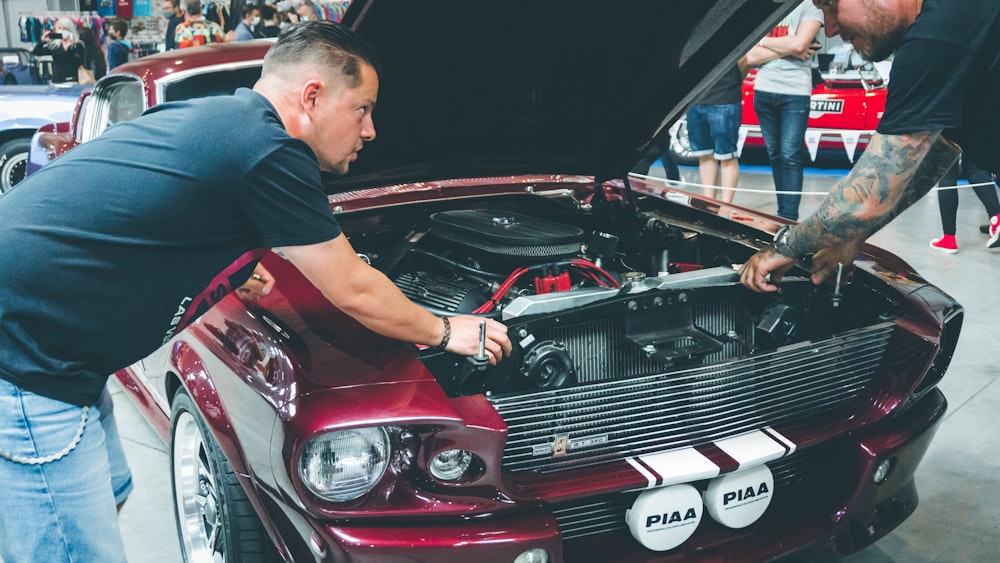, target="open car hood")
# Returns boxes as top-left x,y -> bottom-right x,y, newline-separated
328,0 -> 796,191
